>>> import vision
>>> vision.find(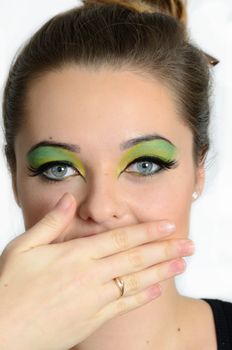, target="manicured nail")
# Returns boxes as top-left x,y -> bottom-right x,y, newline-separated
179,240 -> 195,255
149,284 -> 162,299
170,259 -> 186,273
56,193 -> 74,211
158,221 -> 176,235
